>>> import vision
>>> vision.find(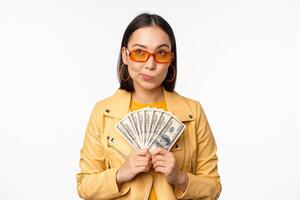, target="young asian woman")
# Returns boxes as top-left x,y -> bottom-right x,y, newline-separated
76,13 -> 222,200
